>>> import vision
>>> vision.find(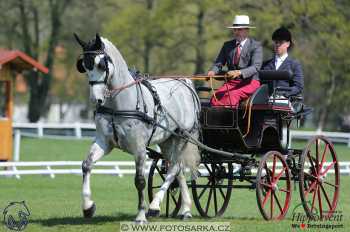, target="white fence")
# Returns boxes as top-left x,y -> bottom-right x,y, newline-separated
0,161 -> 152,179
1,161 -> 349,179
13,122 -> 350,147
